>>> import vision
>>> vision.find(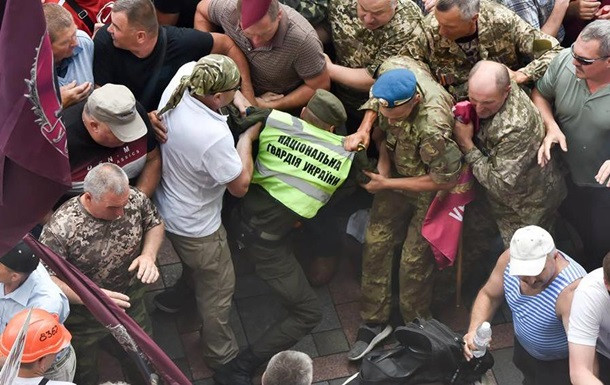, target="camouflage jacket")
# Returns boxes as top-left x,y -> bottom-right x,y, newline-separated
366,57 -> 462,184
329,0 -> 424,76
464,82 -> 566,215
40,188 -> 163,293
280,0 -> 328,25
422,0 -> 561,100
